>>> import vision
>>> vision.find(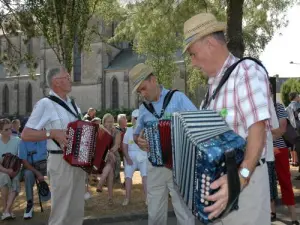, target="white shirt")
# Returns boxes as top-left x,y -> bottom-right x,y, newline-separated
266,99 -> 279,162
123,127 -> 142,152
25,90 -> 81,150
